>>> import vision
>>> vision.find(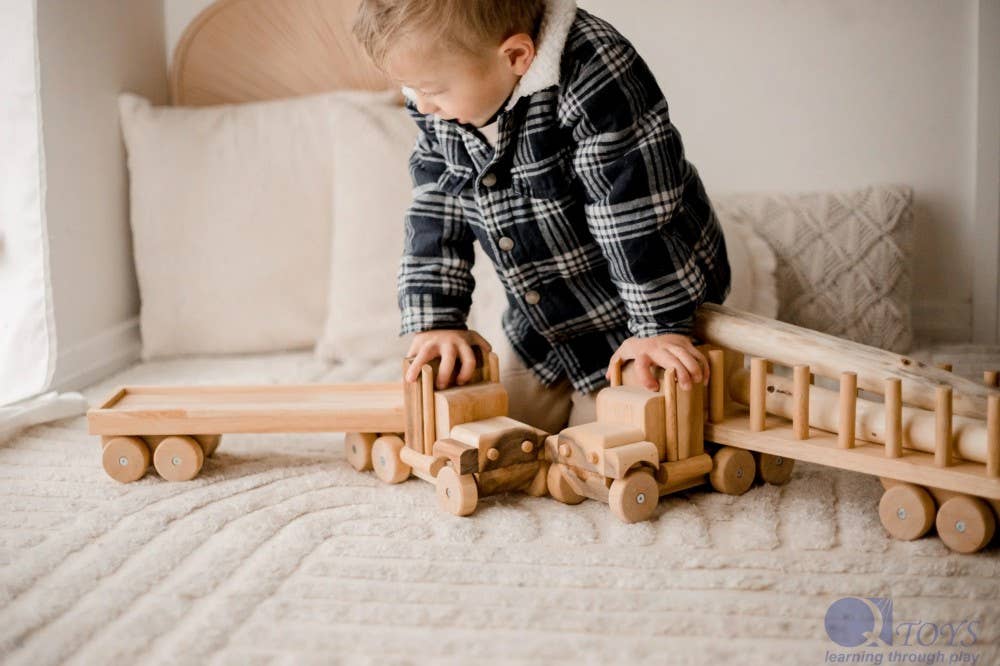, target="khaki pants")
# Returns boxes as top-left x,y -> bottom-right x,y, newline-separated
494,336 -> 599,435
